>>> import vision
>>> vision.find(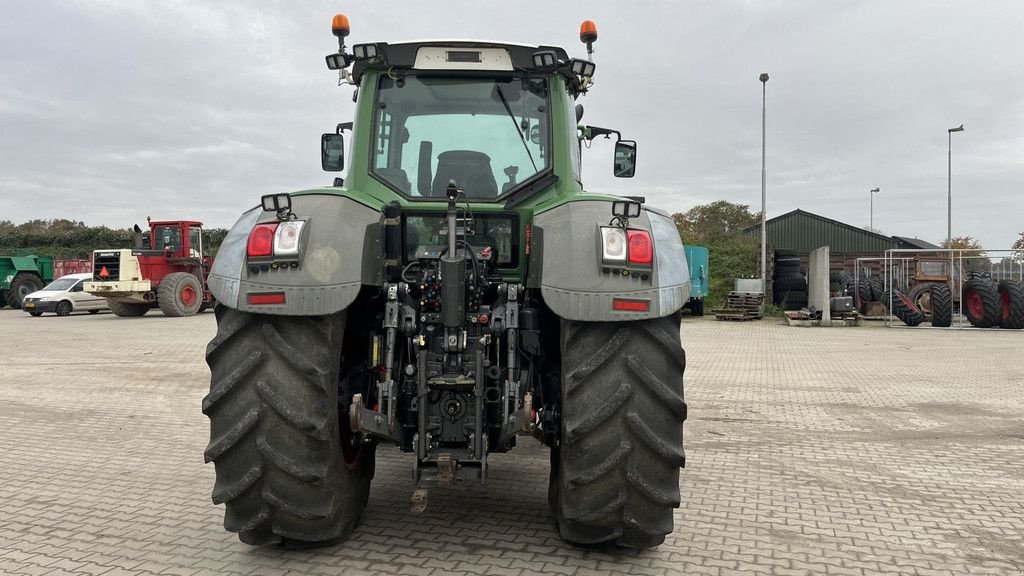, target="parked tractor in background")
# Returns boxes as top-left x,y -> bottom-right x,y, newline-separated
1,254 -> 53,309
202,17 -> 690,550
683,245 -> 708,316
84,219 -> 214,317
